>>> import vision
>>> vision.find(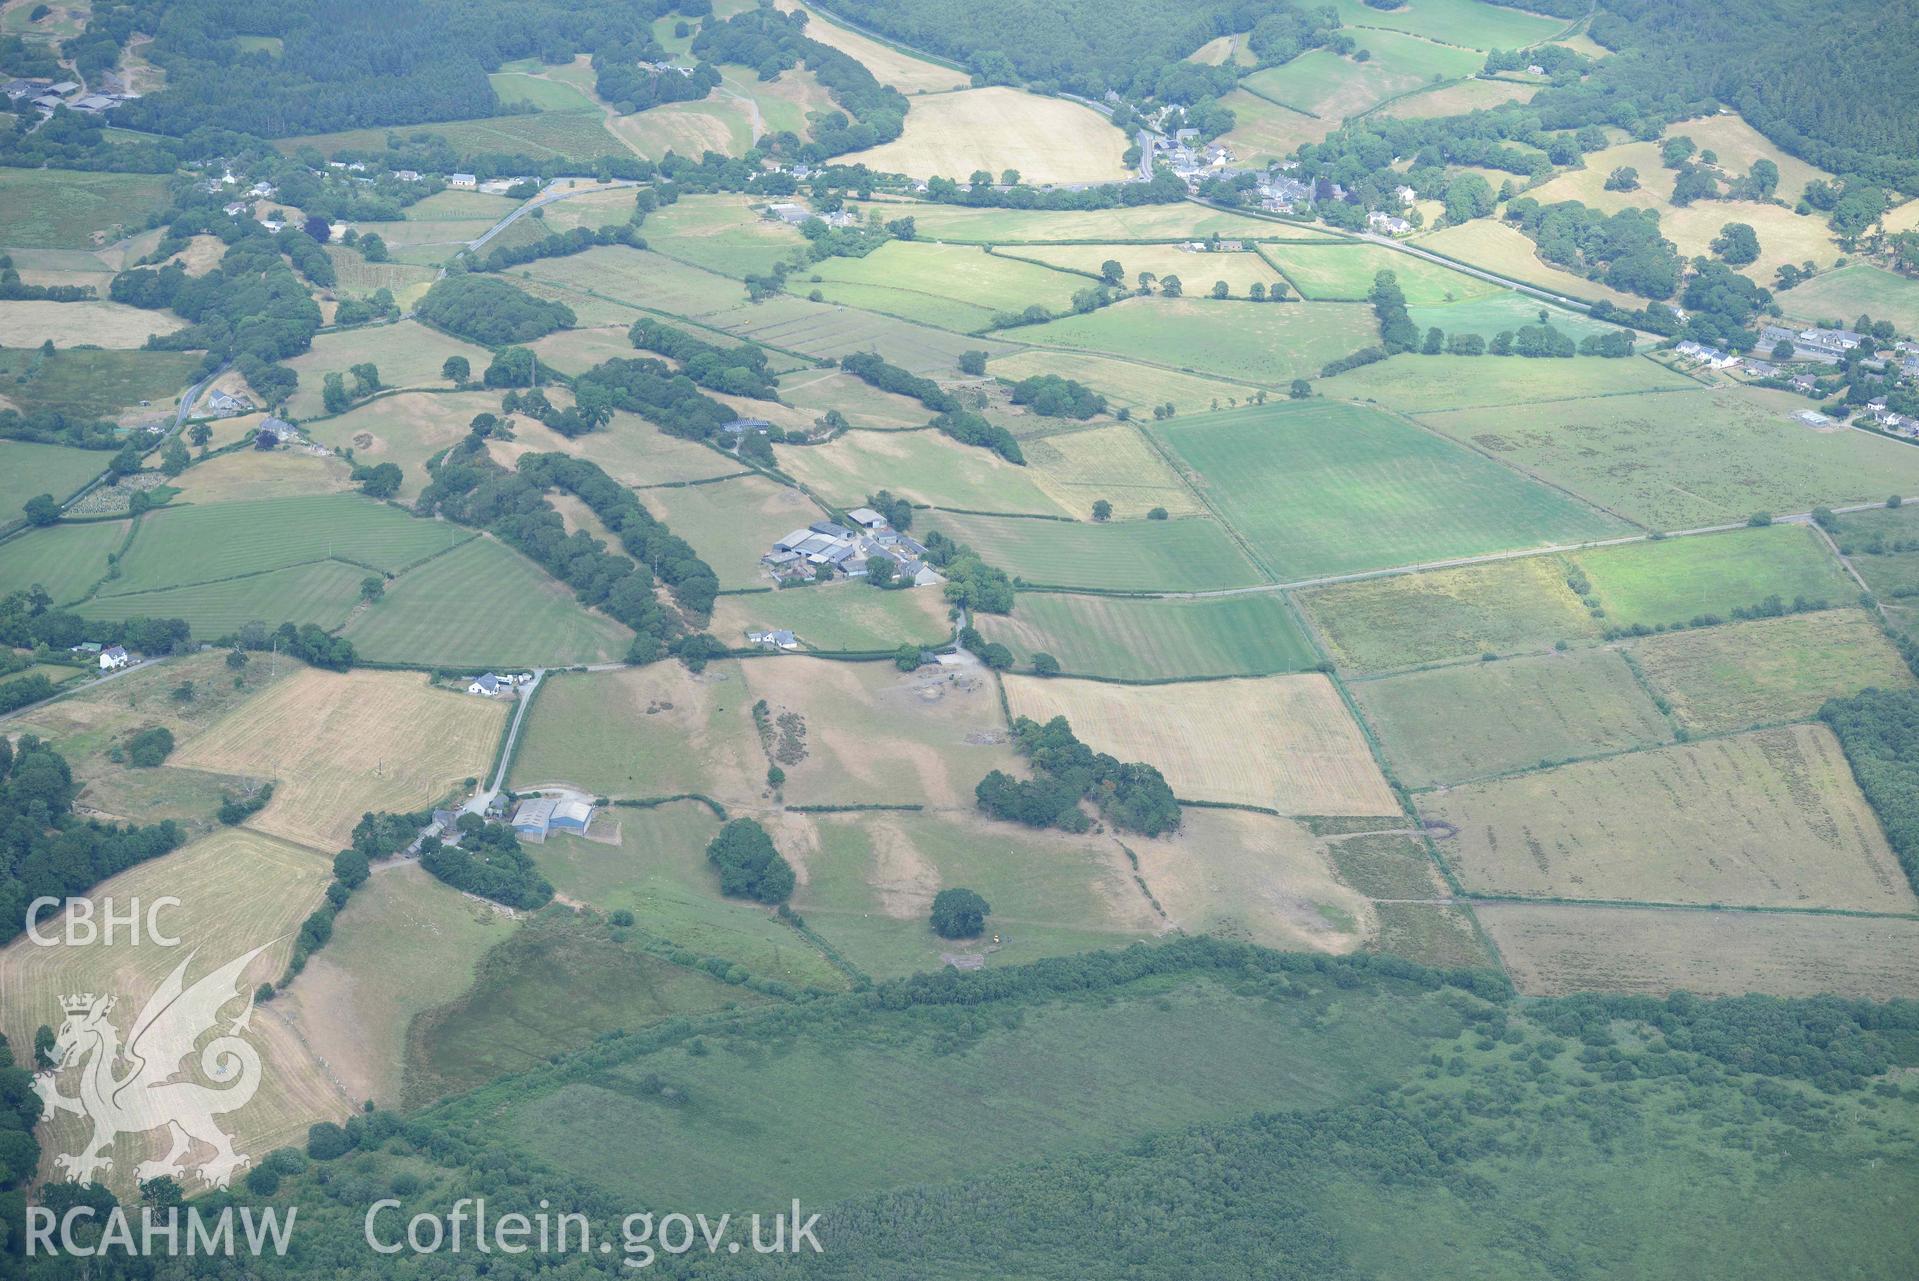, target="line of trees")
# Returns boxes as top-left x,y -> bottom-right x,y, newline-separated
976,714 -> 1181,837
628,318 -> 778,400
